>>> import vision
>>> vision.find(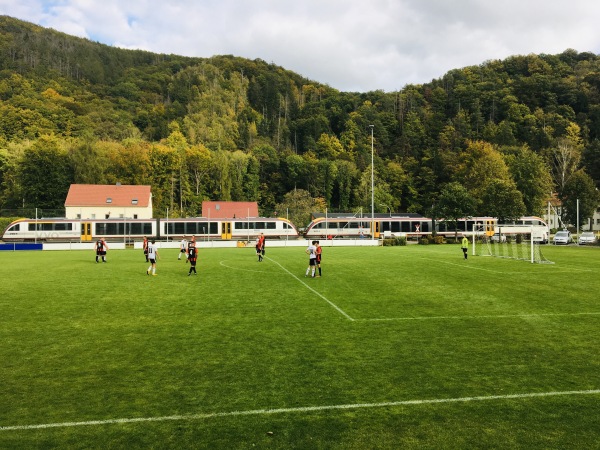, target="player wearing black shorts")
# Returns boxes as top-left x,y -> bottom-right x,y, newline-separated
95,239 -> 108,263
187,241 -> 198,276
